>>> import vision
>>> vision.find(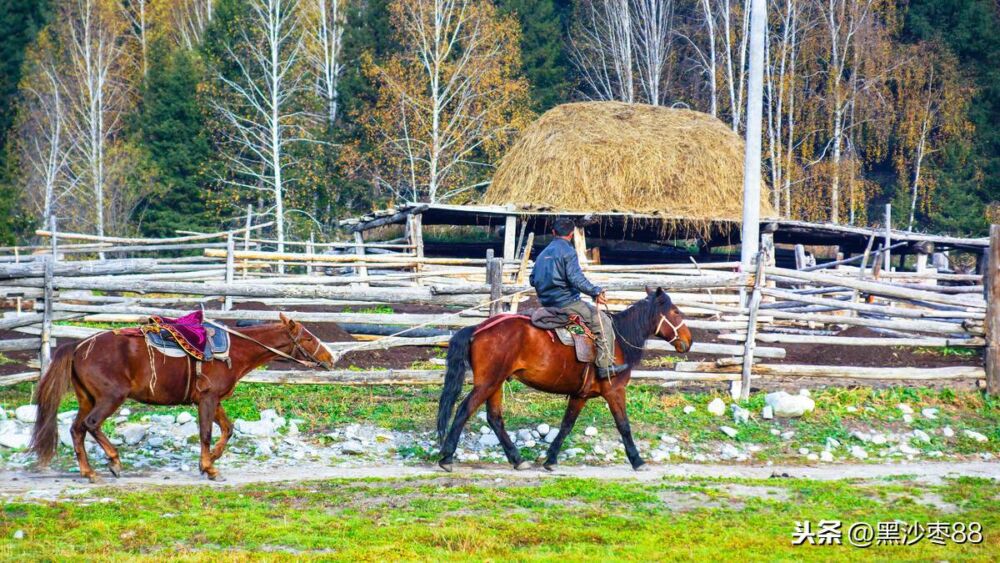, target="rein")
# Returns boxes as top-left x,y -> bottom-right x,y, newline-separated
215,324 -> 322,368
655,314 -> 686,345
